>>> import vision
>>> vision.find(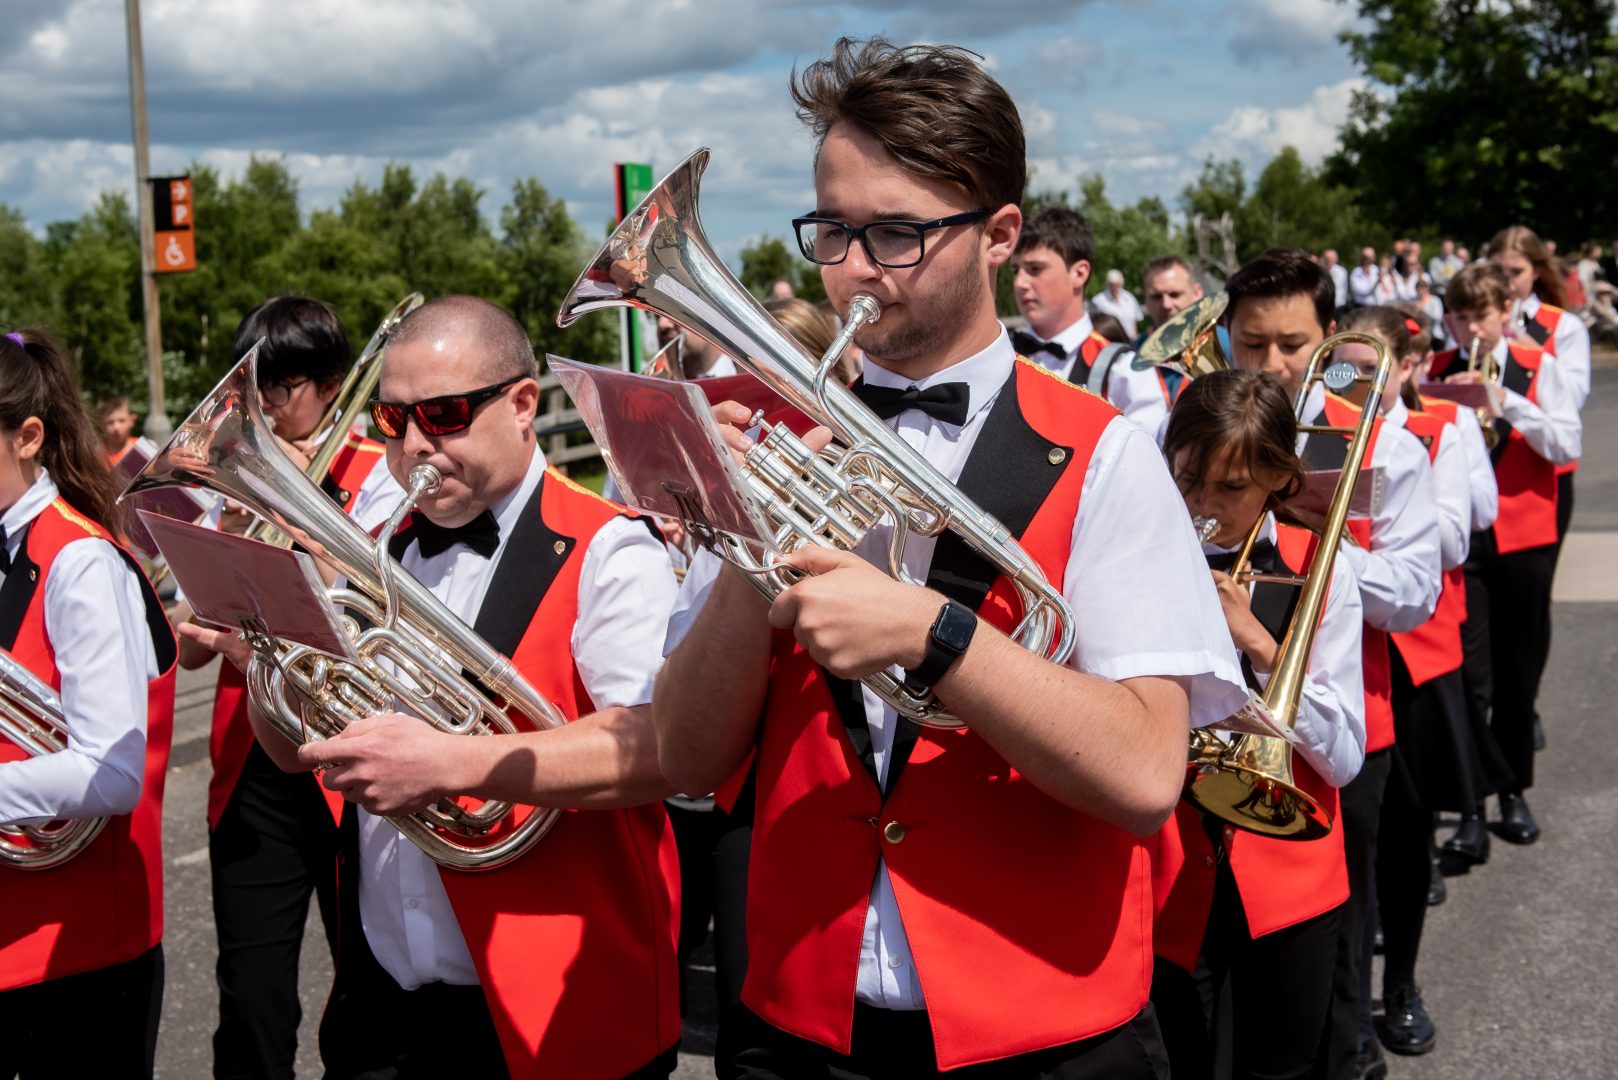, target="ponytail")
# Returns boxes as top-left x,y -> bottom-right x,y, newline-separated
0,328 -> 124,533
